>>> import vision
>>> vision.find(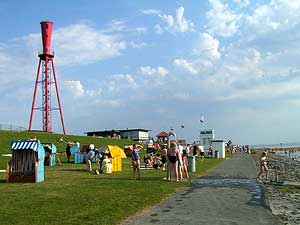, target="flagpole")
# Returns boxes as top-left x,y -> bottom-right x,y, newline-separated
199,115 -> 204,143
